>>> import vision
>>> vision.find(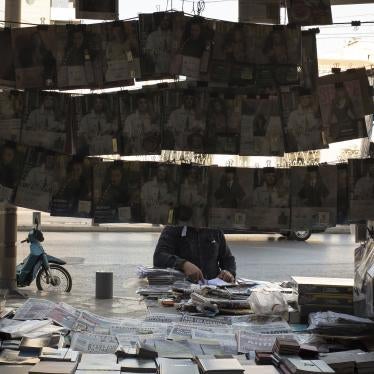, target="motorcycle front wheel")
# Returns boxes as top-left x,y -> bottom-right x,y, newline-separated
36,264 -> 72,292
